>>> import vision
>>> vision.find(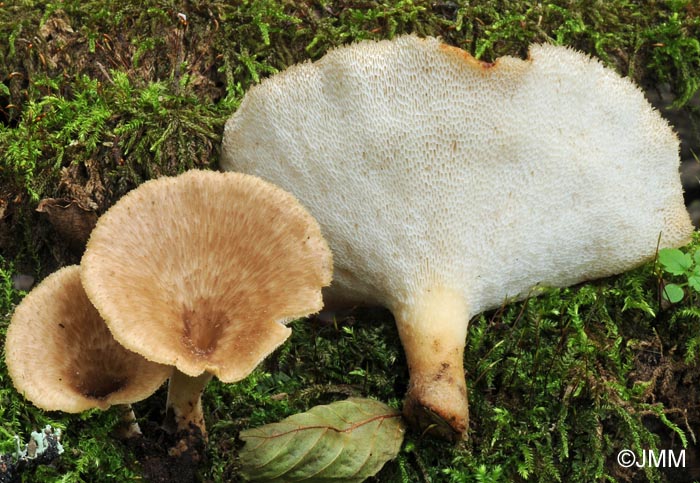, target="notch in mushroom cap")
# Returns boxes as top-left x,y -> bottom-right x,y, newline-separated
5,265 -> 171,414
80,170 -> 333,436
221,35 -> 694,440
